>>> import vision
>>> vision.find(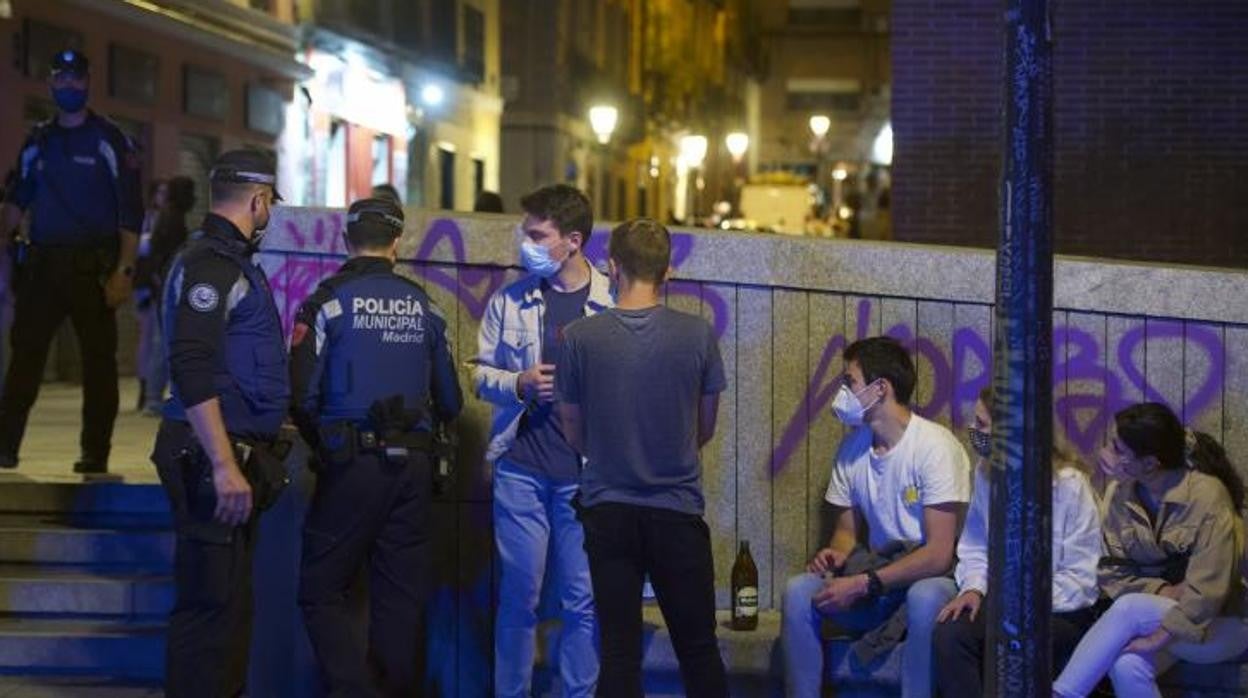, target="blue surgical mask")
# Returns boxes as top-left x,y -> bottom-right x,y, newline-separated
520,239 -> 561,278
52,87 -> 88,113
